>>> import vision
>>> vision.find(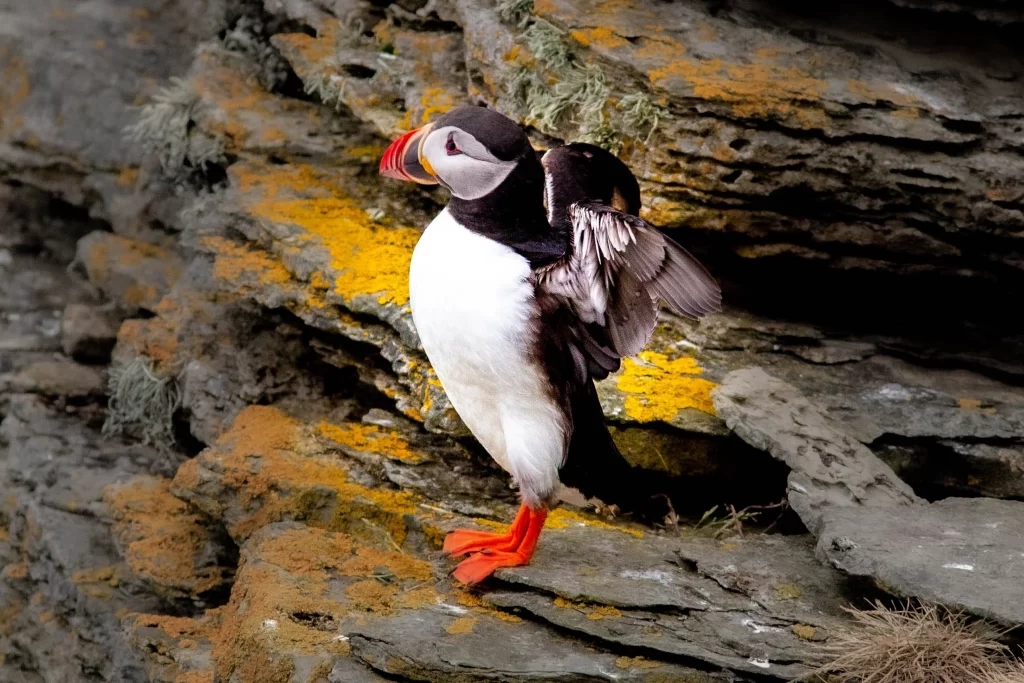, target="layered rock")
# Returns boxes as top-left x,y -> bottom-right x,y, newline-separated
2,0 -> 1024,680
